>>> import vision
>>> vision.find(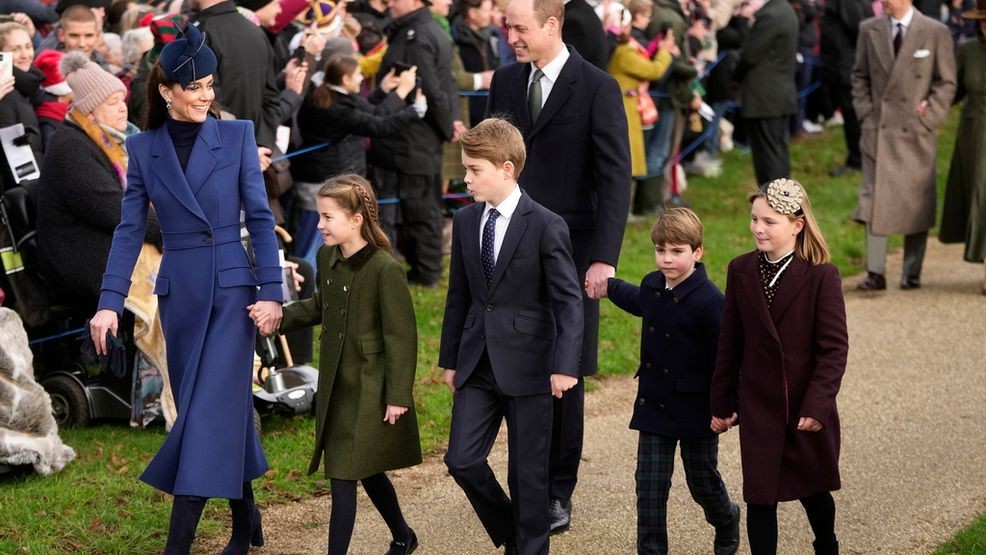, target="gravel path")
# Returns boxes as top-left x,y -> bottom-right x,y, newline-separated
202,241 -> 986,554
